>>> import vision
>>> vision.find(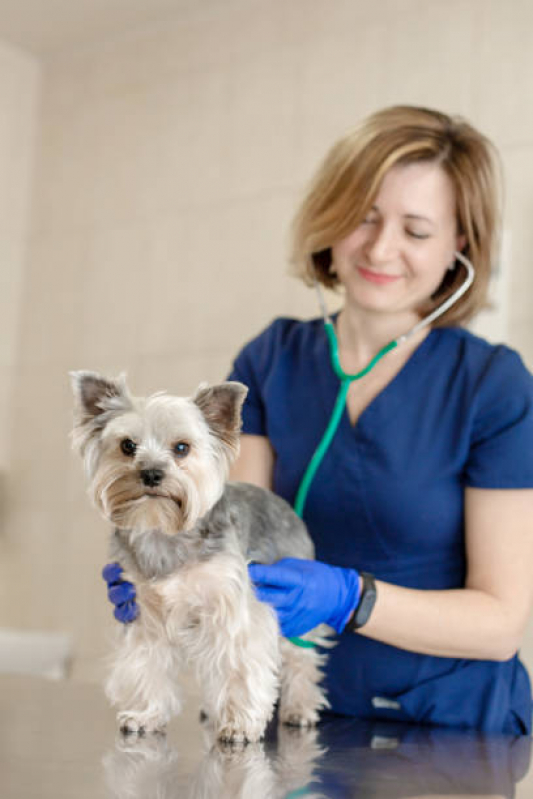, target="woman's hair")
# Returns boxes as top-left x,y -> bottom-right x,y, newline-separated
290,105 -> 501,326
